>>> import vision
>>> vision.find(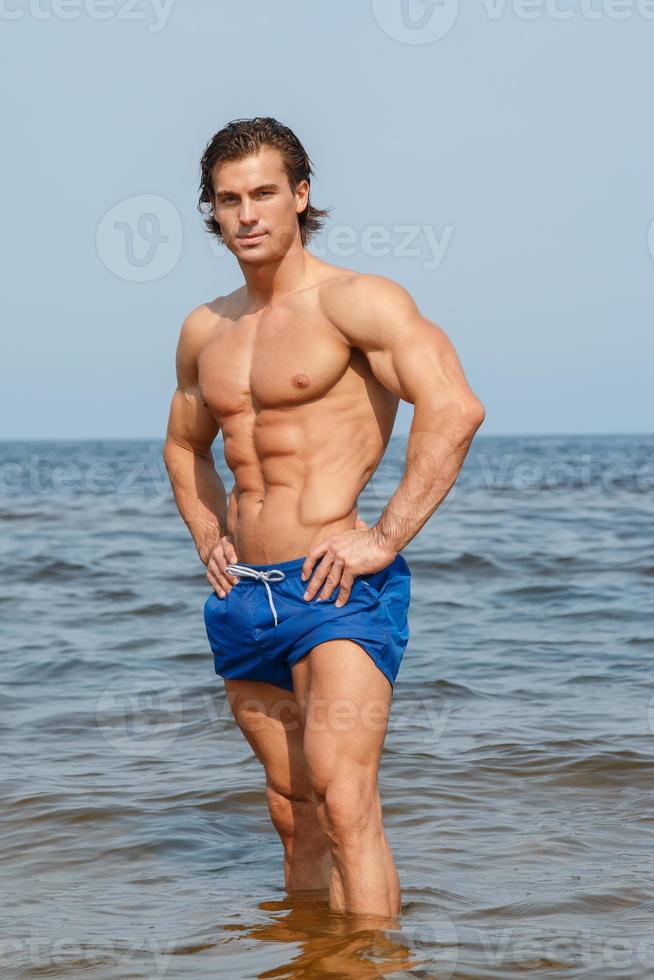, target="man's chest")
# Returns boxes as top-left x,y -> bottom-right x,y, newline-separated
197,313 -> 354,420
